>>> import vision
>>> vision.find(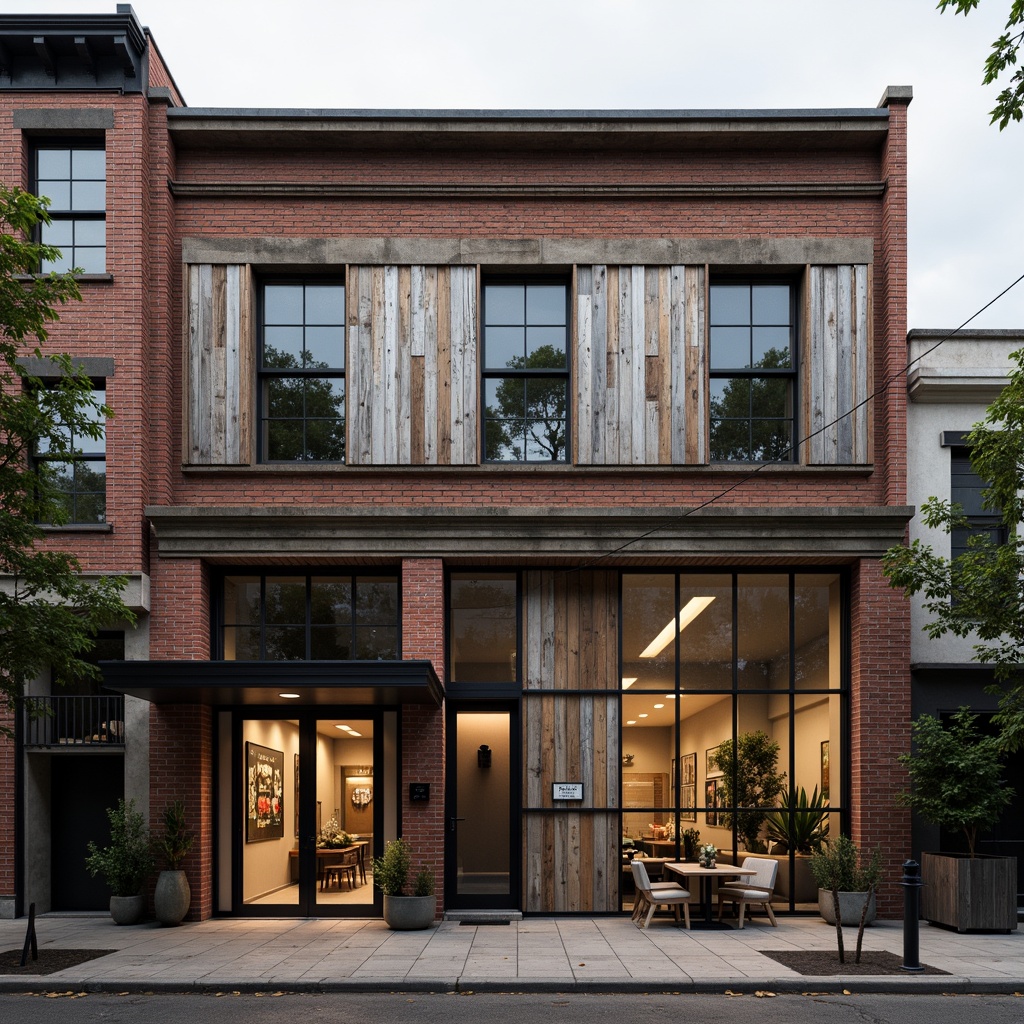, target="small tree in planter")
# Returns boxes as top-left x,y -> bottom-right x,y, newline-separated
84,798 -> 154,924
153,801 -> 194,926
810,834 -> 882,964
898,707 -> 1016,932
372,838 -> 435,929
708,732 -> 786,853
